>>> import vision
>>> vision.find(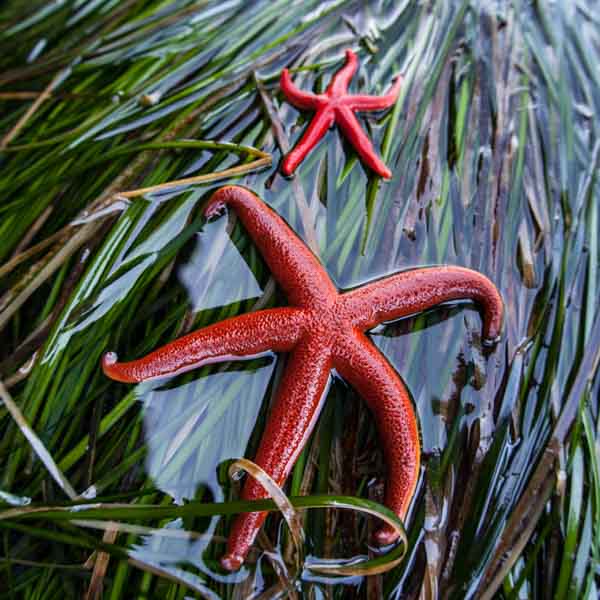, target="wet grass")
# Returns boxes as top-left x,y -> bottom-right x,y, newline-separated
0,0 -> 599,598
